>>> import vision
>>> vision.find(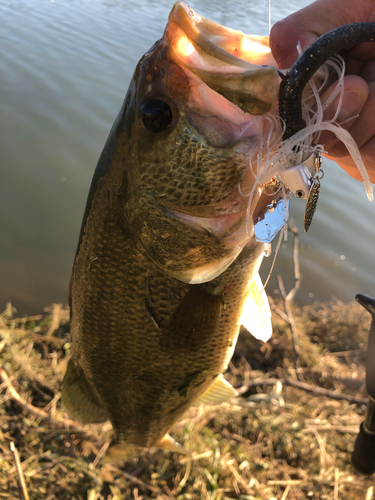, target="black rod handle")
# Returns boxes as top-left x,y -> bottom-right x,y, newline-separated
352,421 -> 375,475
352,295 -> 375,475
